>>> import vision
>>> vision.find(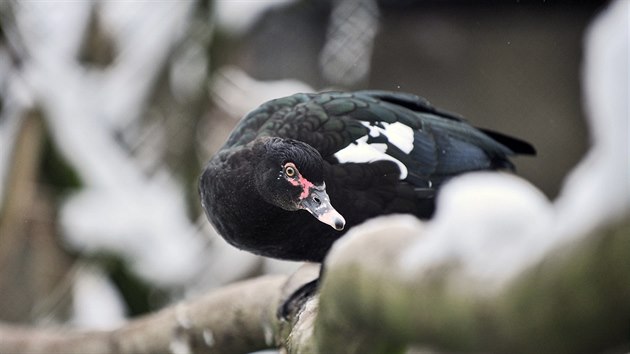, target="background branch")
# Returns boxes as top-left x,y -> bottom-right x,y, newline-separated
0,275 -> 289,354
